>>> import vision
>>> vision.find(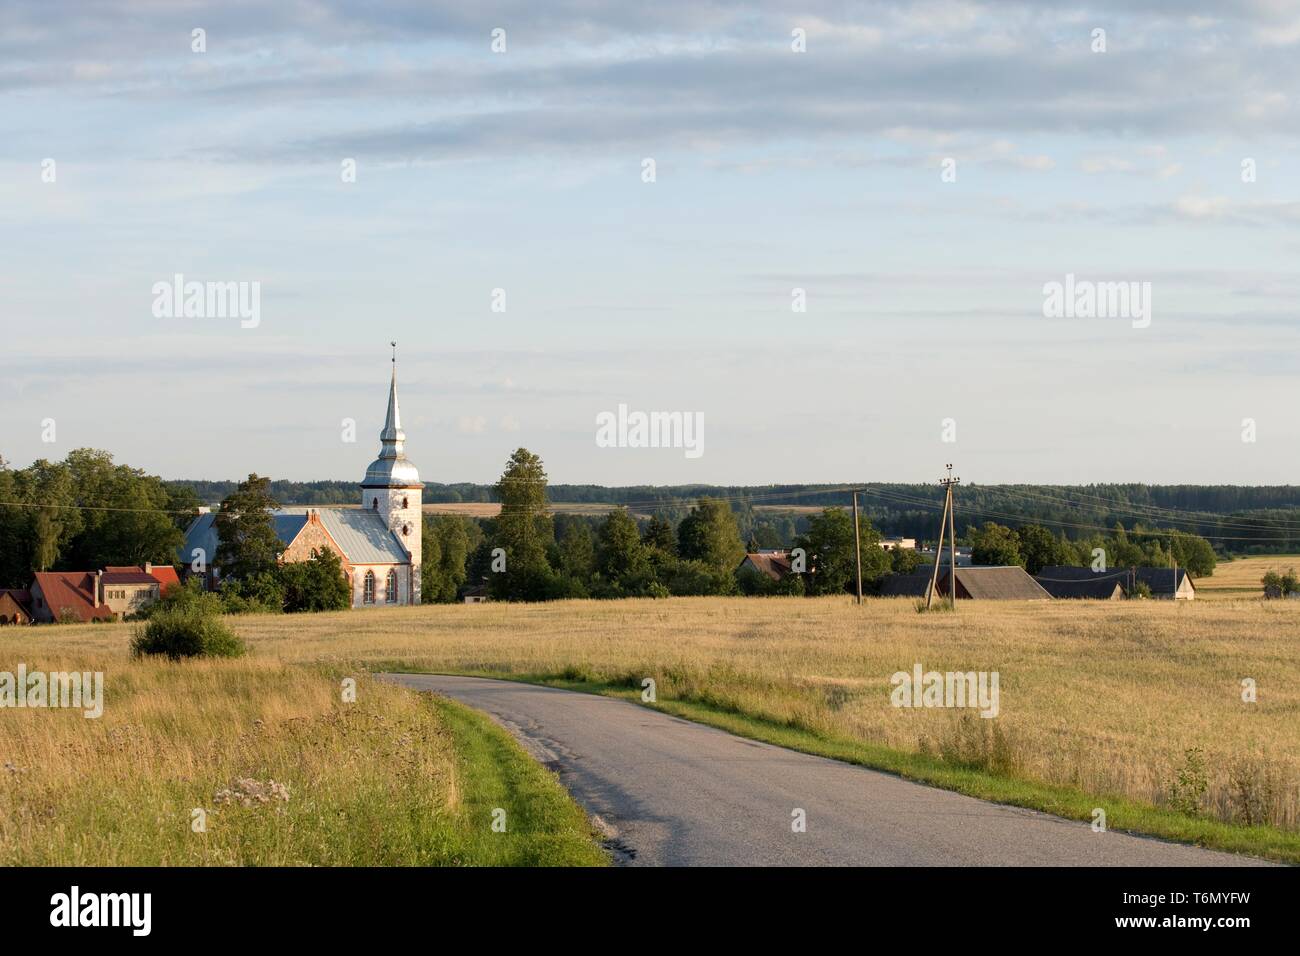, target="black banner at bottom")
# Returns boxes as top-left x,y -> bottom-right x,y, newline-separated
1,865 -> 1290,941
